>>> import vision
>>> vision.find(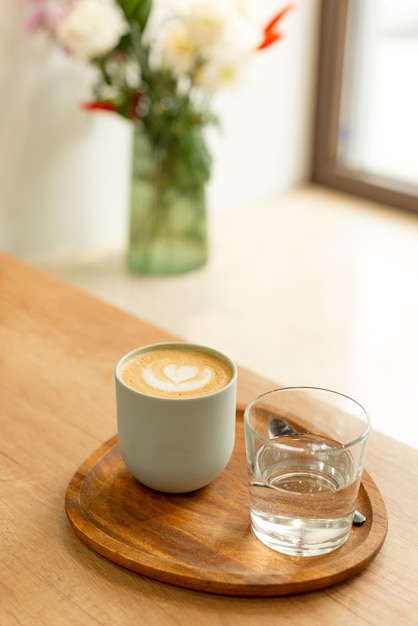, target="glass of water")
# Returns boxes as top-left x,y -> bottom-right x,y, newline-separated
244,387 -> 370,557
